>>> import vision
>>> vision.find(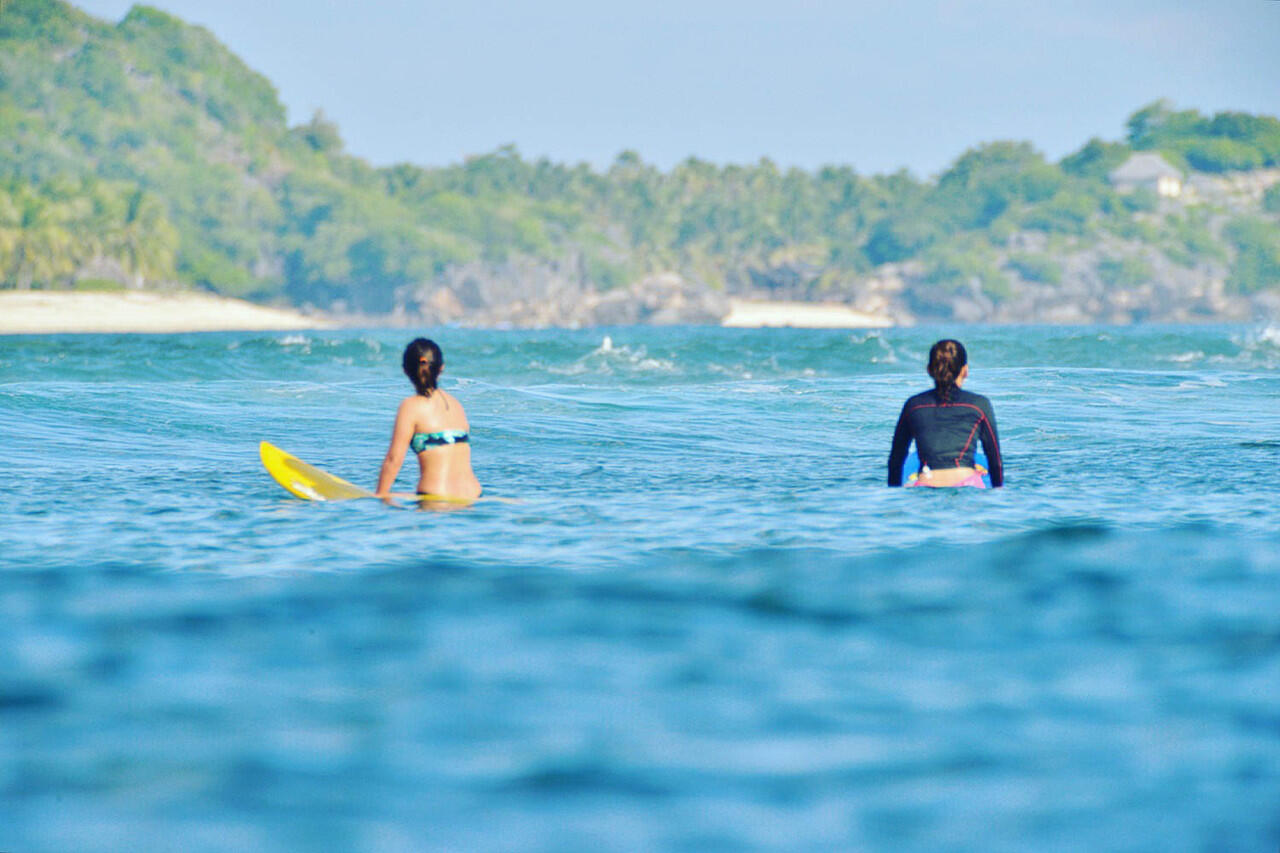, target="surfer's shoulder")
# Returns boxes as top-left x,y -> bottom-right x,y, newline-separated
398,394 -> 428,413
